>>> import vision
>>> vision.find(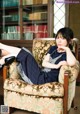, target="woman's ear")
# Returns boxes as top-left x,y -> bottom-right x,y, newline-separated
69,39 -> 73,44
